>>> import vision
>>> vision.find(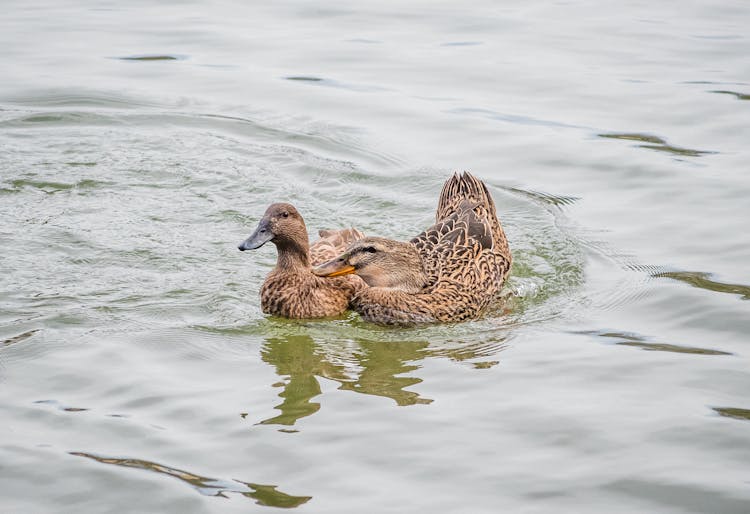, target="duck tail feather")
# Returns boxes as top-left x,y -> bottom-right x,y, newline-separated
436,171 -> 496,220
